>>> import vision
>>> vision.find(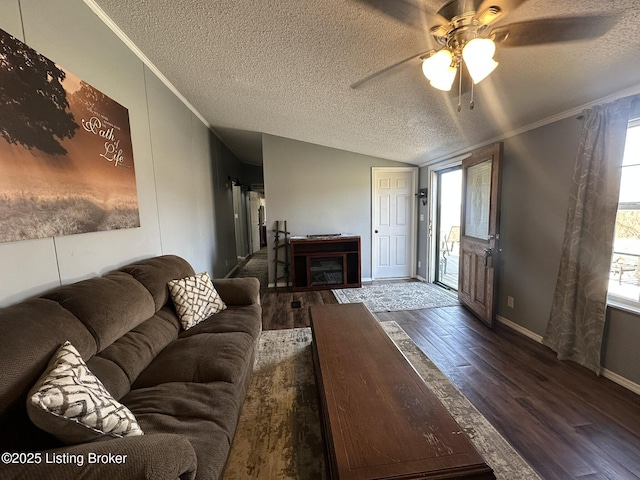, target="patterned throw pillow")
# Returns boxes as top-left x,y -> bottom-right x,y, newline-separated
27,341 -> 143,444
168,272 -> 227,329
